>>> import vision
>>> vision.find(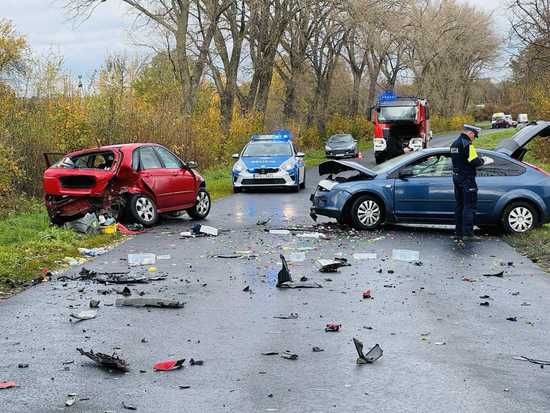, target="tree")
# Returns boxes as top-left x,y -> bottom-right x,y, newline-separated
0,19 -> 27,85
